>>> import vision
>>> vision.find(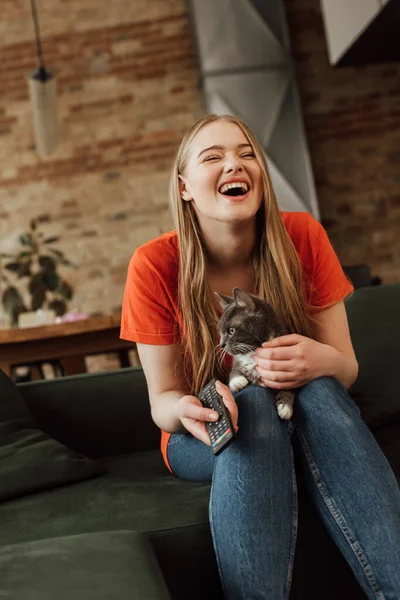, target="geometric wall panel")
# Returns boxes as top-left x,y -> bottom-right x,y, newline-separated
187,0 -> 320,218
